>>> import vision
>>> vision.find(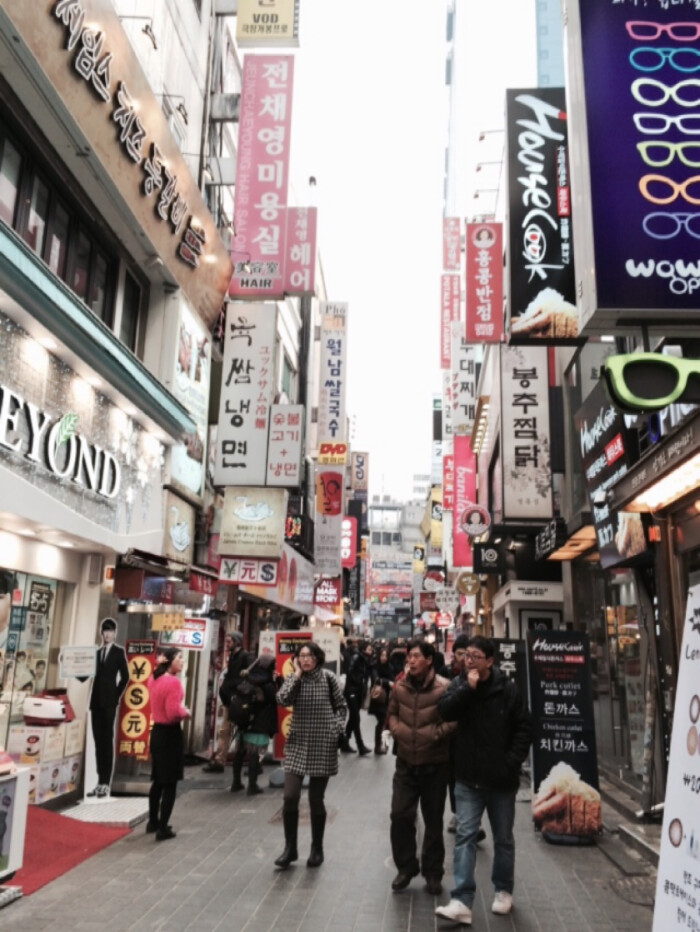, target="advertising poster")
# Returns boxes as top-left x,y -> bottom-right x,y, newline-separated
220,486 -> 288,559
653,581 -> 700,930
314,467 -> 343,576
573,381 -> 647,569
528,630 -> 602,842
0,777 -> 16,872
117,640 -> 157,761
566,0 -> 700,326
170,305 -> 210,500
273,630 -> 312,759
506,88 -> 578,342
